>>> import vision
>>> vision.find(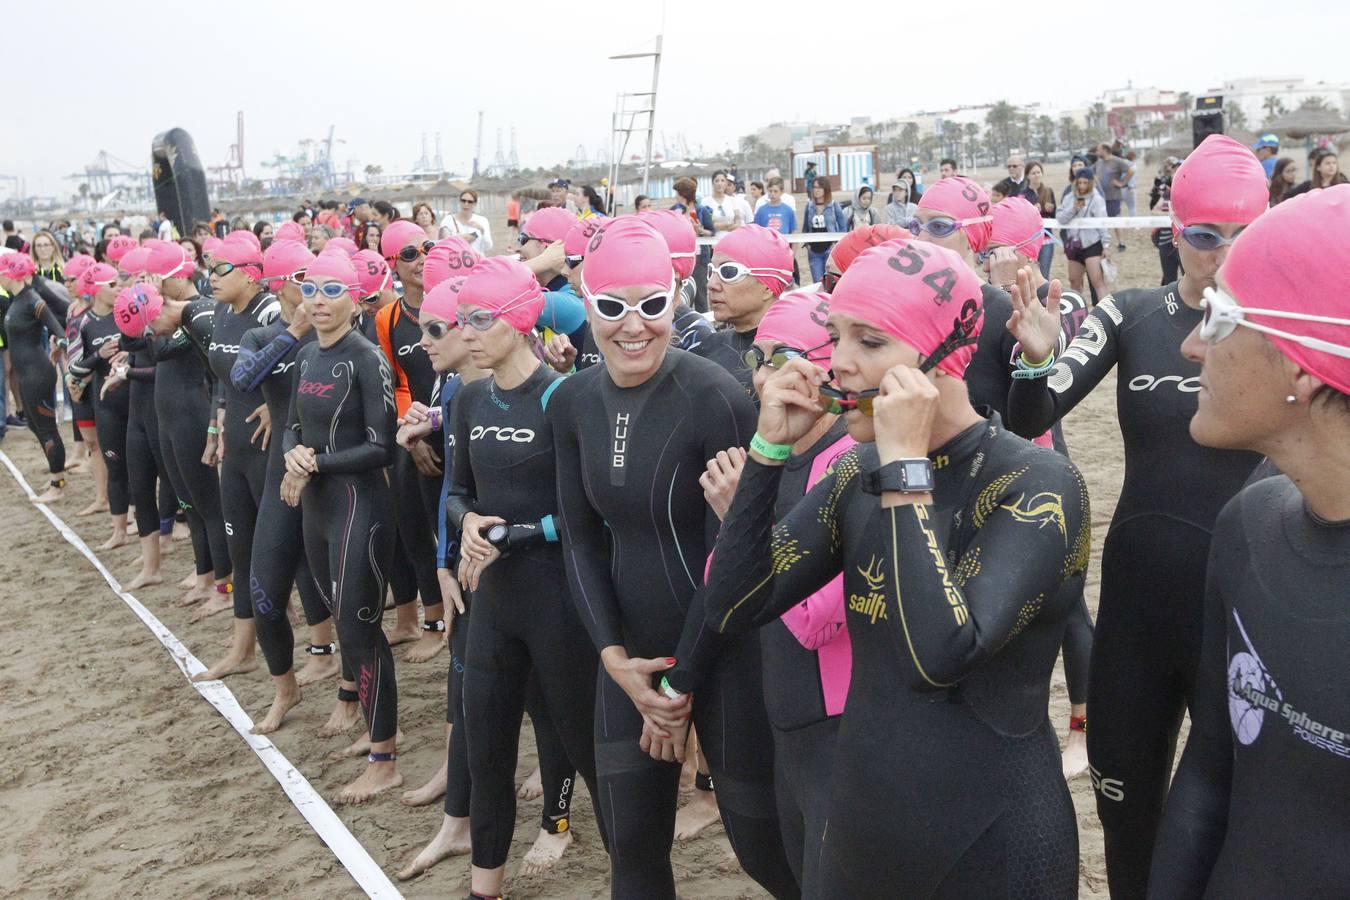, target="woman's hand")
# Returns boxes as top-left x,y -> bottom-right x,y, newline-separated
755,358 -> 828,448
247,403 -> 271,450
280,470 -> 309,507
456,545 -> 501,592
408,440 -> 442,477
543,334 -> 577,374
458,511 -> 505,562
1005,267 -> 1062,365
988,246 -> 1022,290
397,402 -> 435,449
700,447 -> 747,521
284,444 -> 317,478
97,336 -> 121,360
872,364 -> 940,466
600,646 -> 690,730
437,568 -> 466,629
640,715 -> 690,763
